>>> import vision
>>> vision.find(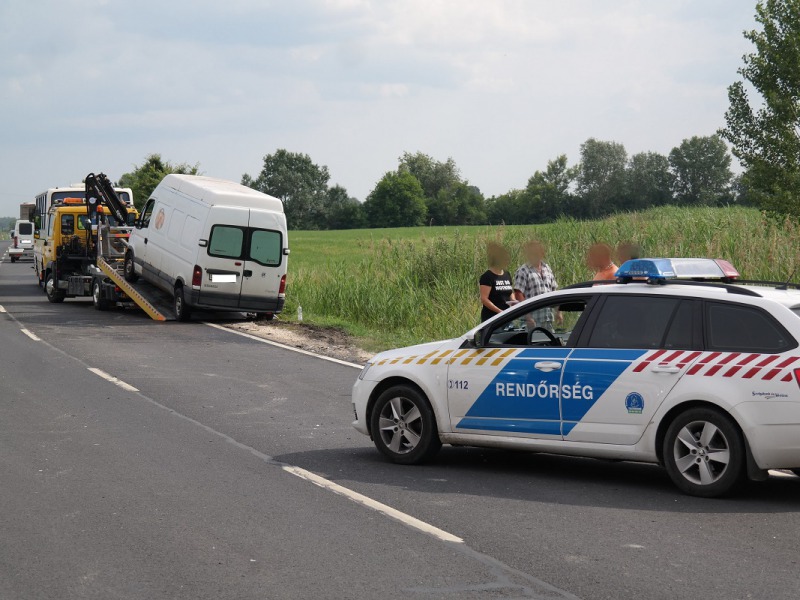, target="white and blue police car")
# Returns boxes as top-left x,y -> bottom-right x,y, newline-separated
352,258 -> 800,497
